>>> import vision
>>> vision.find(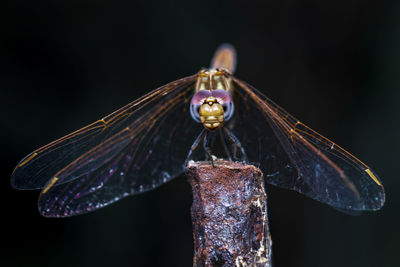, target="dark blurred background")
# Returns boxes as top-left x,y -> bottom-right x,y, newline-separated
1,0 -> 399,266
